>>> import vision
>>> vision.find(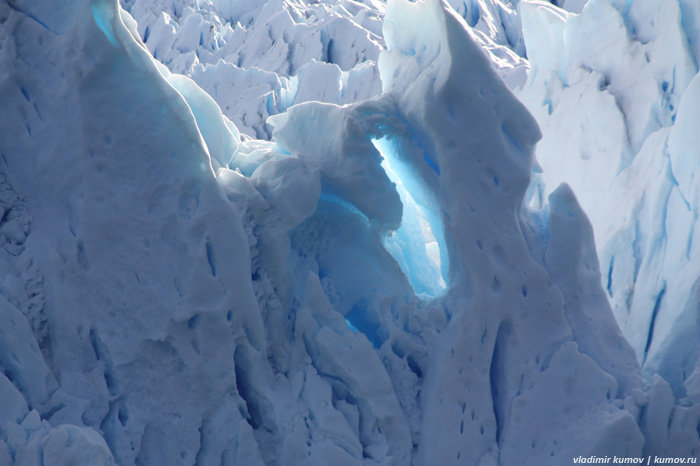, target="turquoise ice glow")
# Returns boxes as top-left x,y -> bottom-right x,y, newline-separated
92,3 -> 118,46
372,137 -> 448,298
